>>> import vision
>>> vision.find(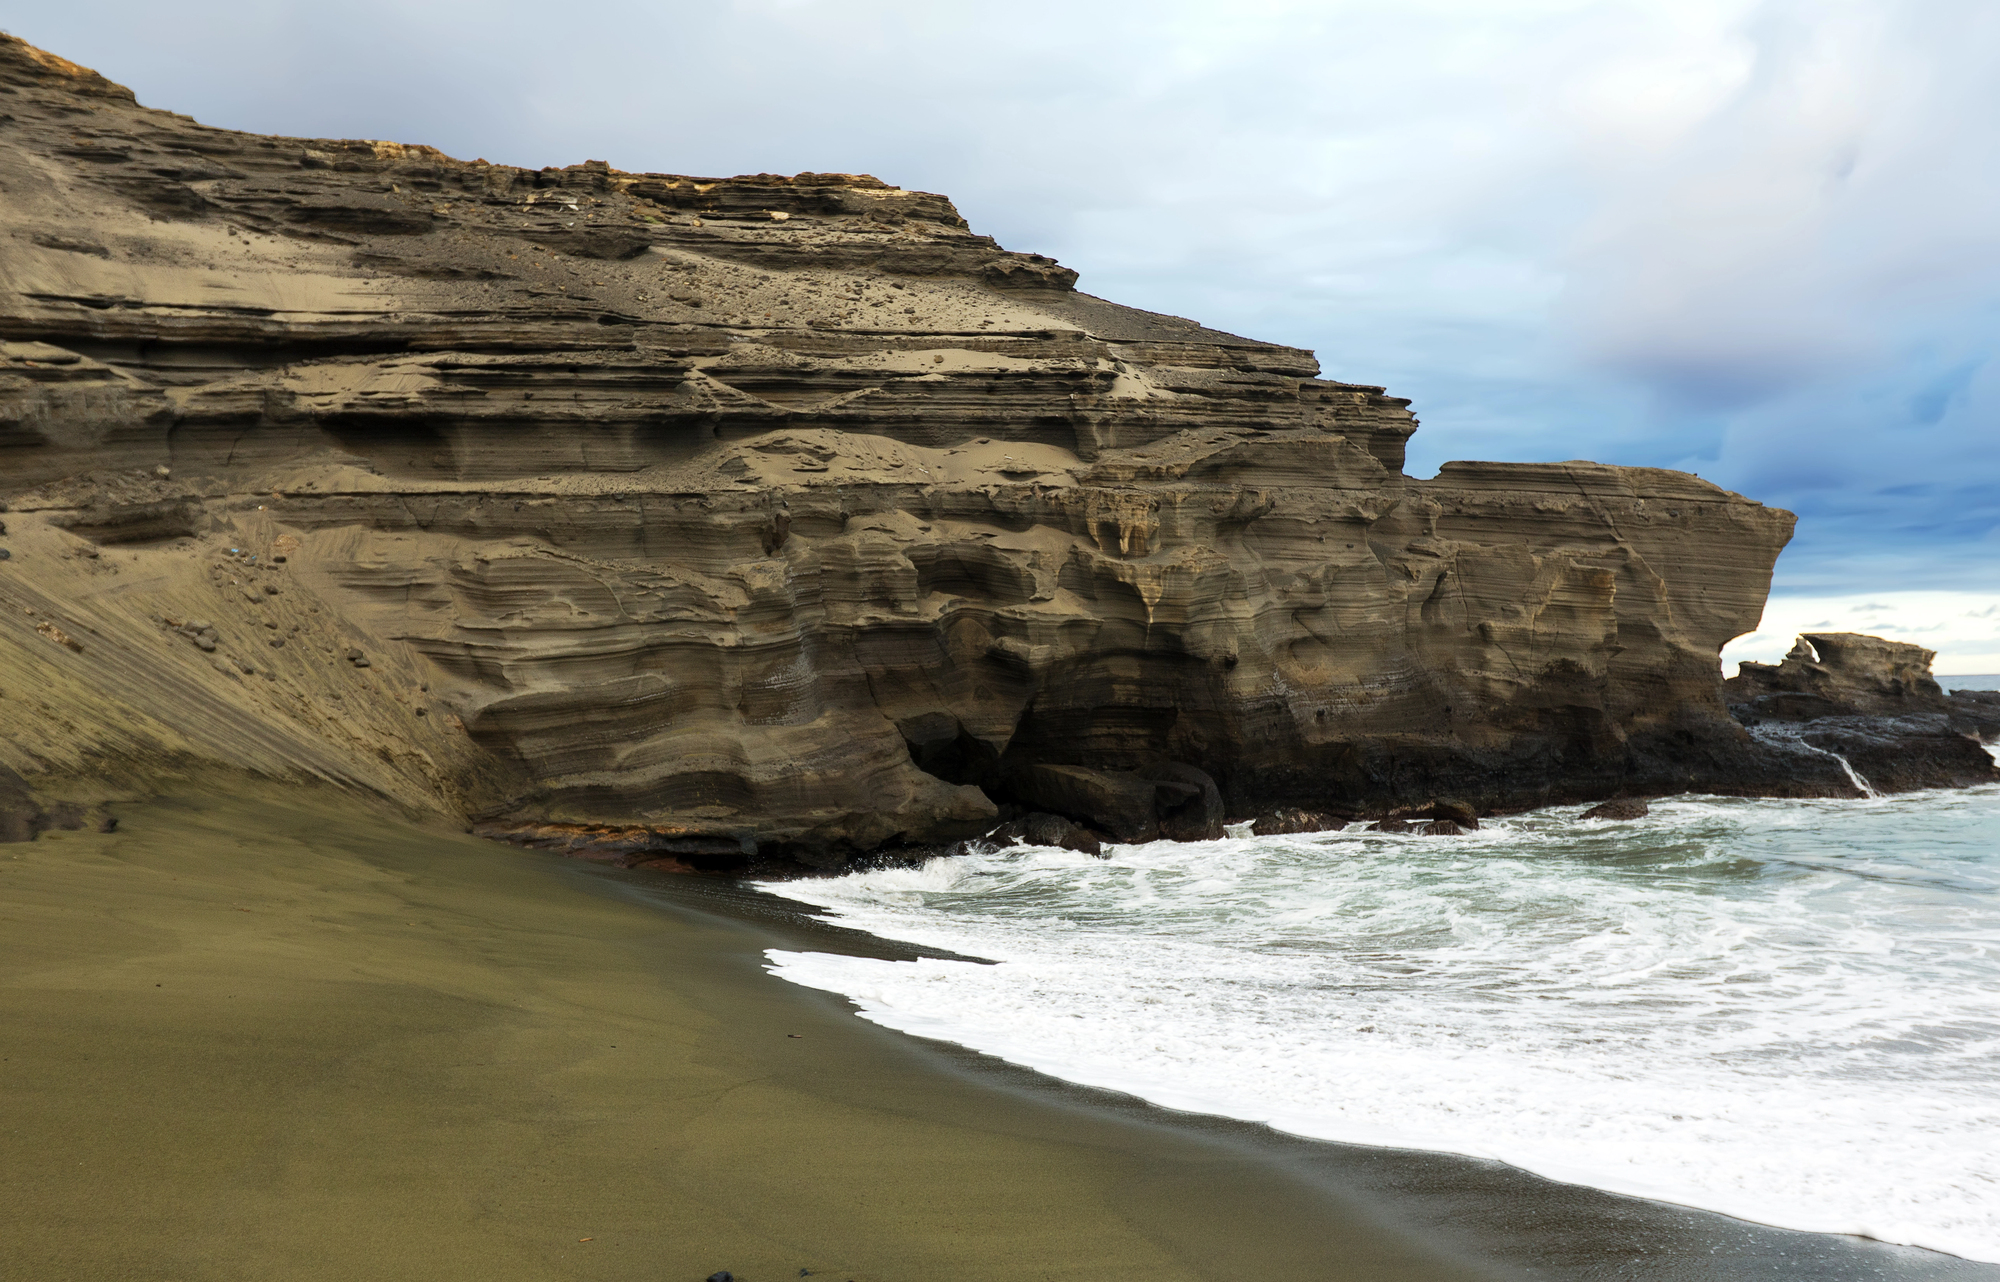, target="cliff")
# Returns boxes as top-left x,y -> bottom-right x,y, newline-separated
3,35 -> 1980,866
